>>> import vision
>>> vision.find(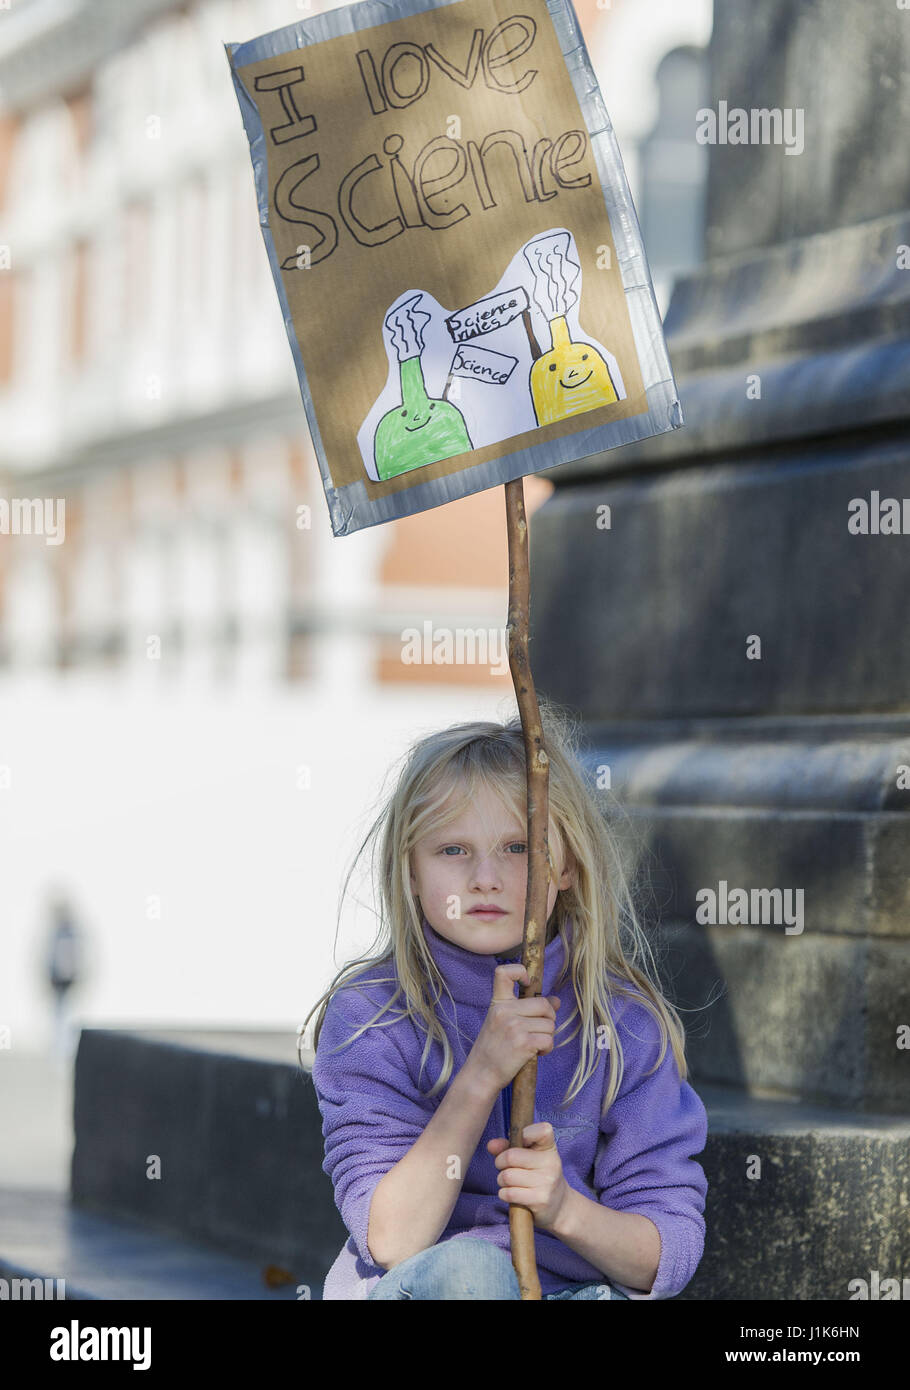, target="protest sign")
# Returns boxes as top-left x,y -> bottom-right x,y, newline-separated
226,0 -> 682,537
